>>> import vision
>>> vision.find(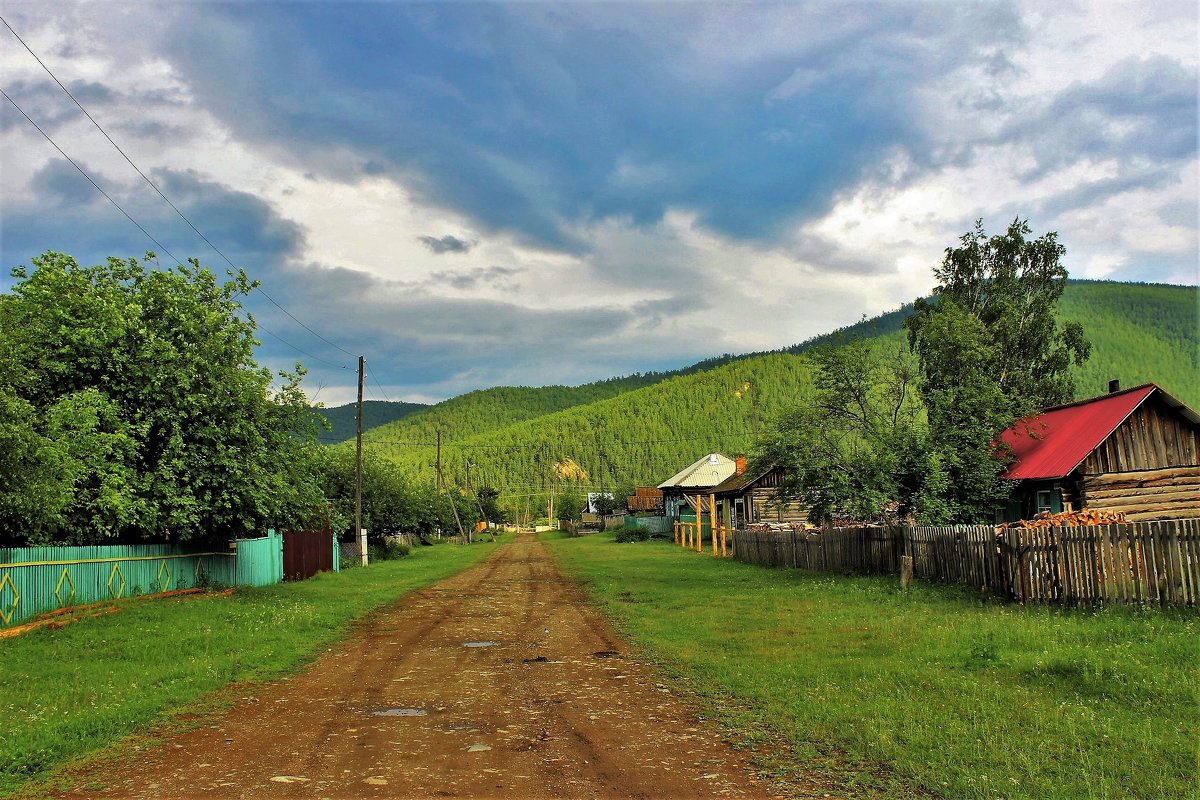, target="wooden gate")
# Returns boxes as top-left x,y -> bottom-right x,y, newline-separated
282,529 -> 333,581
